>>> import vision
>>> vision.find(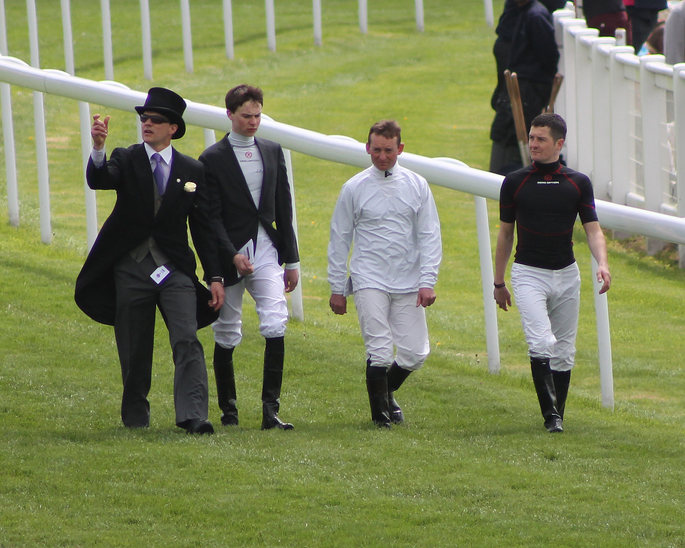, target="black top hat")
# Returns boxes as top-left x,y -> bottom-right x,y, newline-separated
135,87 -> 187,139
